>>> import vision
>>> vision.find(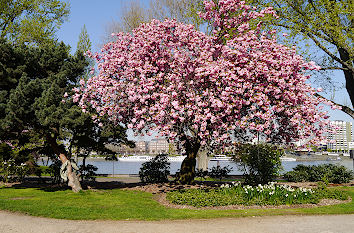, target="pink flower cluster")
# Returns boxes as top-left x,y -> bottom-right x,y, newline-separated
75,0 -> 330,147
